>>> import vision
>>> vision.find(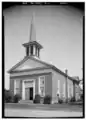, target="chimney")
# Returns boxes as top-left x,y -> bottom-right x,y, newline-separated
65,69 -> 68,75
